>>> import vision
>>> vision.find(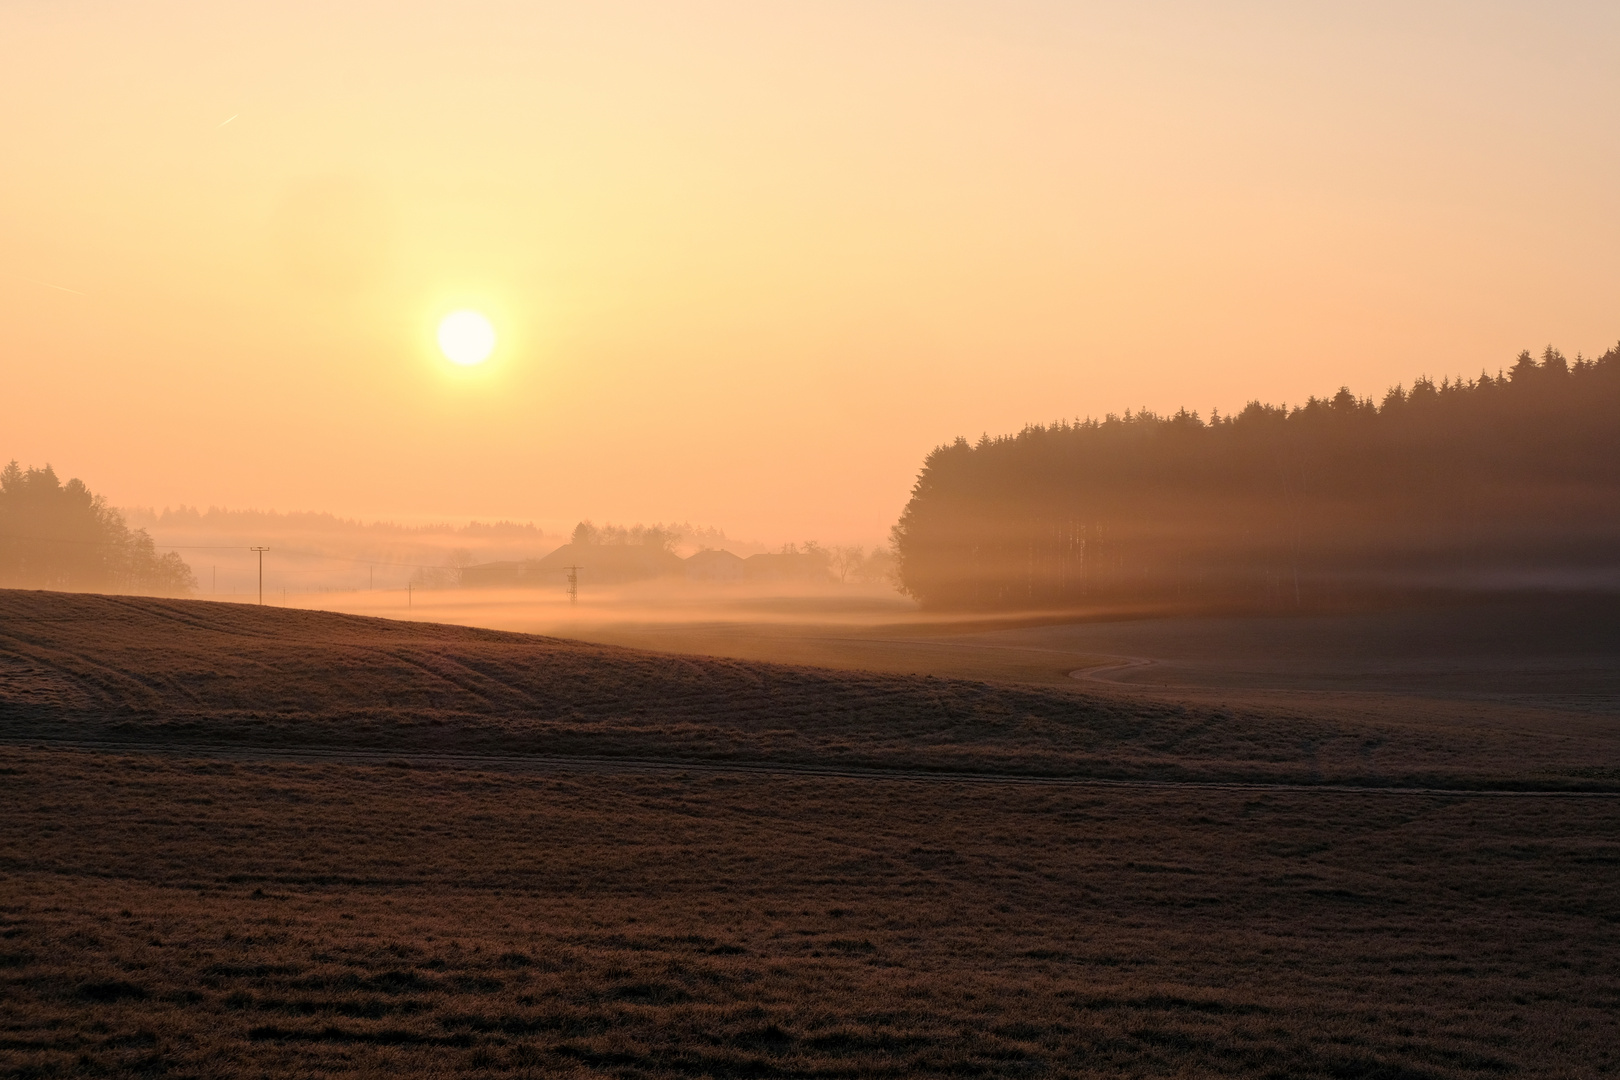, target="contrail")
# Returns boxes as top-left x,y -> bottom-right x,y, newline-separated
39,281 -> 86,296
217,114 -> 238,128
